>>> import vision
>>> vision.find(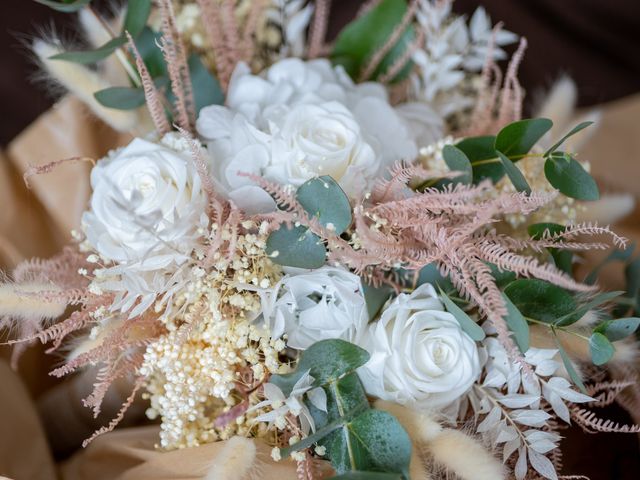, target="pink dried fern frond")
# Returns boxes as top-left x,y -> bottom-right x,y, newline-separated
570,406 -> 640,434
